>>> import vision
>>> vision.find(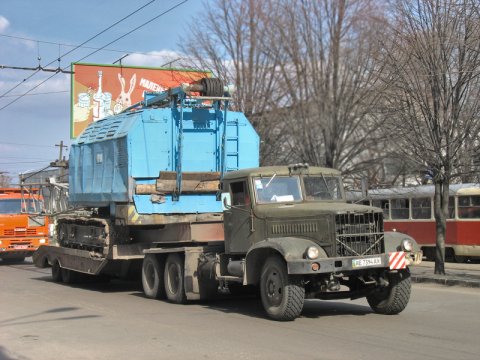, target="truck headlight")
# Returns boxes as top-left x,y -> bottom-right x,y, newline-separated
39,239 -> 46,244
307,246 -> 319,260
402,238 -> 413,252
